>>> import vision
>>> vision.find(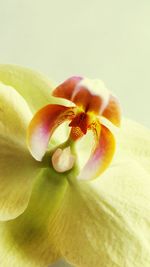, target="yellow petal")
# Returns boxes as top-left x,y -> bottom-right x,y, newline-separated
0,168 -> 67,267
49,160 -> 150,267
0,64 -> 72,144
1,118 -> 150,267
102,94 -> 121,126
78,123 -> 115,180
0,64 -> 67,113
27,104 -> 75,161
115,118 -> 150,173
47,119 -> 150,267
0,83 -> 39,220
